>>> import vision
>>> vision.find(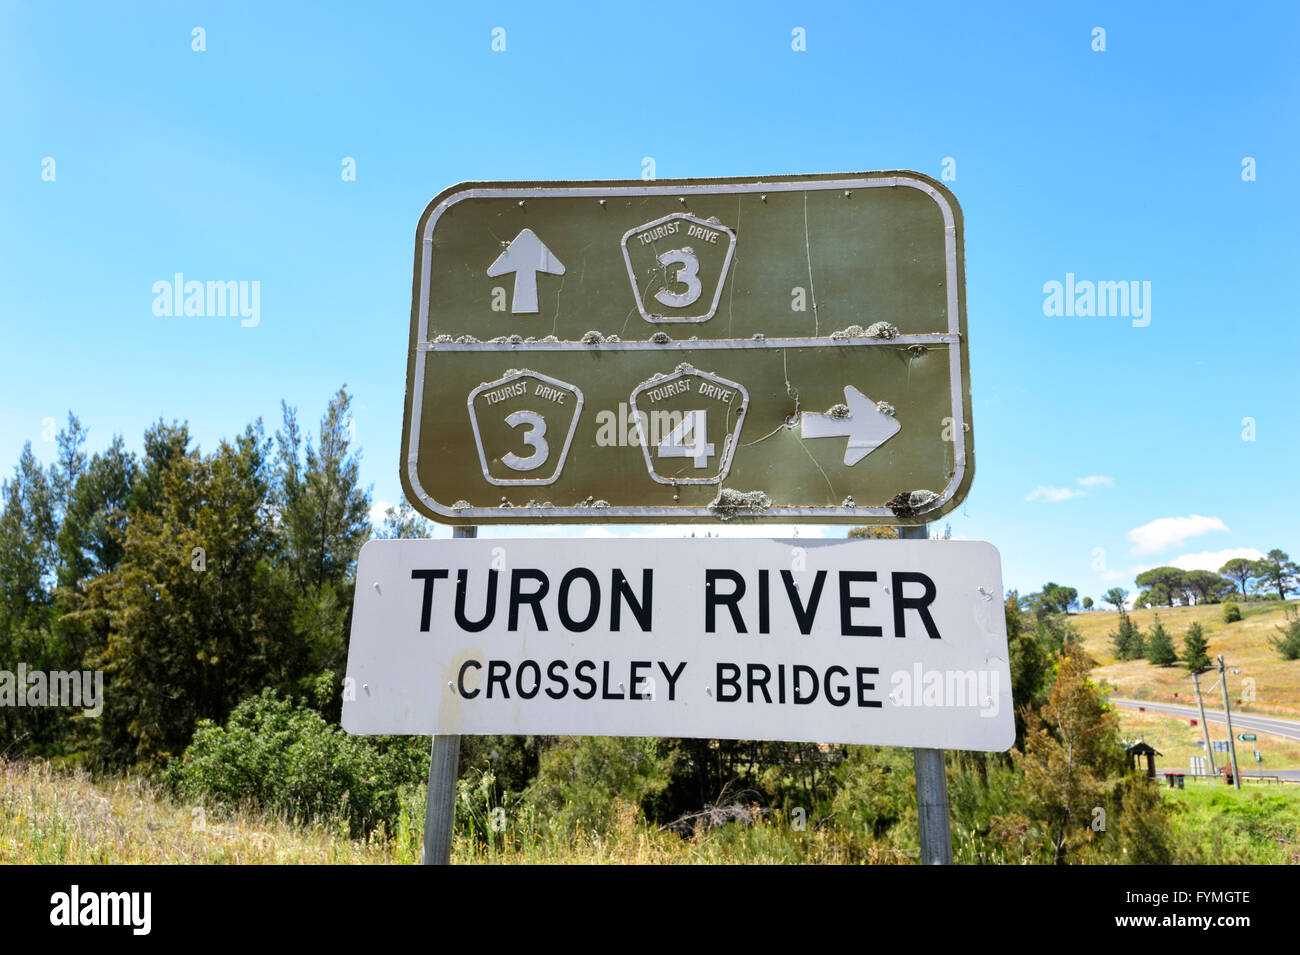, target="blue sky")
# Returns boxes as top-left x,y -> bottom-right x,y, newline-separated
2,1 -> 1296,601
